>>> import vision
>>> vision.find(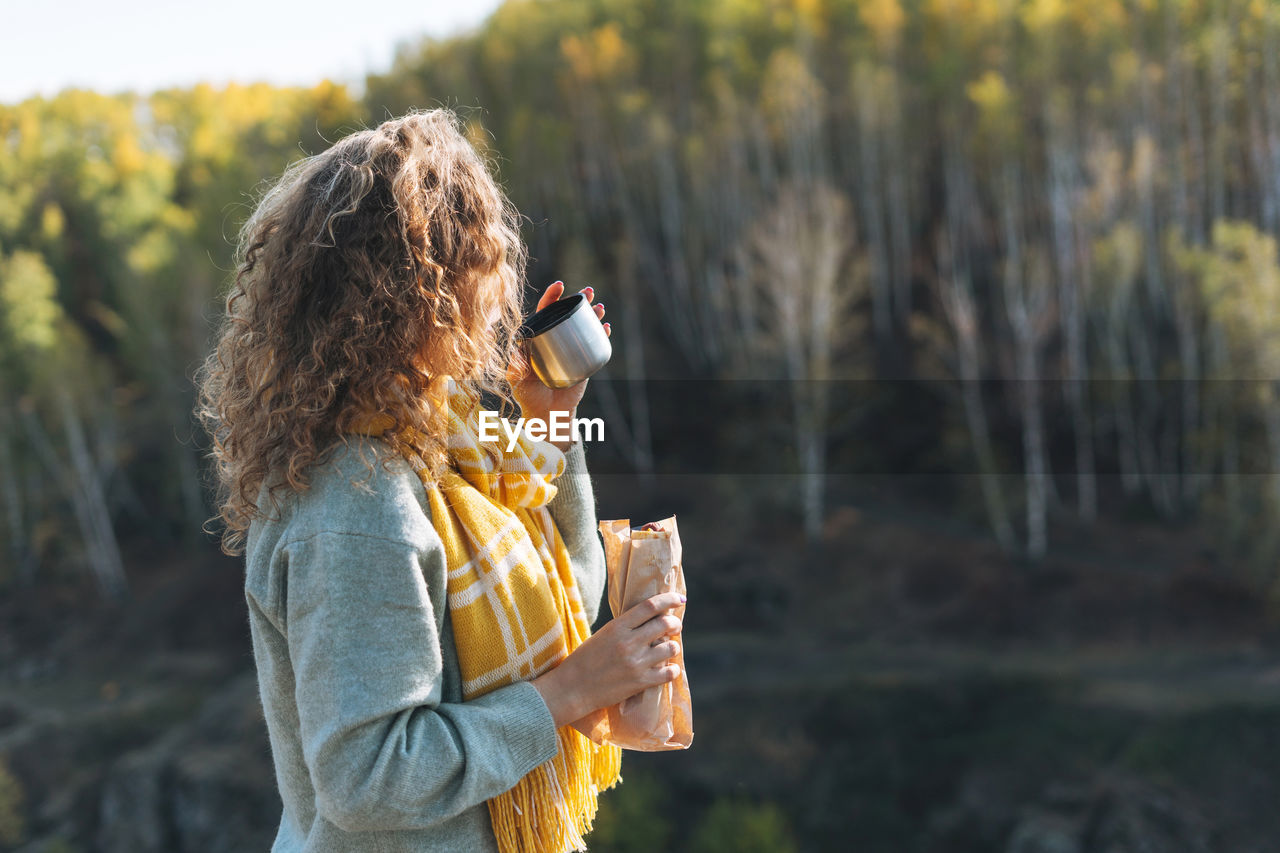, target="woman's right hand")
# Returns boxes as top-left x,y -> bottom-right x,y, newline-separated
531,591 -> 685,728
